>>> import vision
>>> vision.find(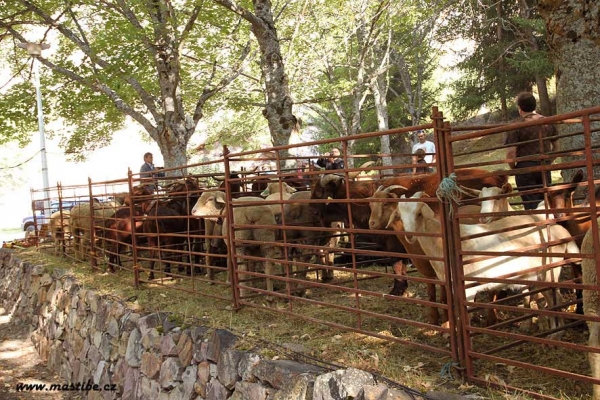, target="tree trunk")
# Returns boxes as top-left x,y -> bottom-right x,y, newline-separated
518,0 -> 552,116
249,0 -> 295,147
496,1 -> 508,120
535,75 -> 551,116
153,124 -> 192,172
213,0 -> 295,166
538,0 -> 600,183
371,75 -> 392,173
